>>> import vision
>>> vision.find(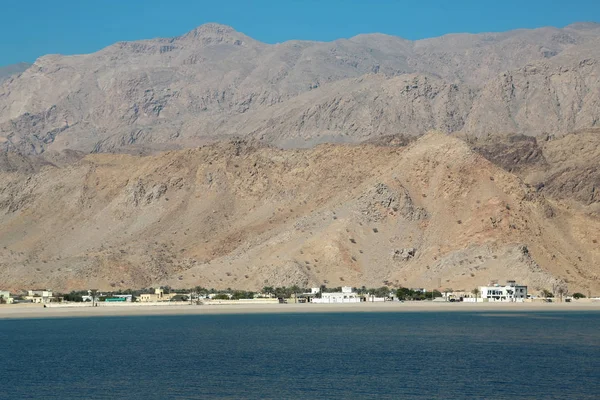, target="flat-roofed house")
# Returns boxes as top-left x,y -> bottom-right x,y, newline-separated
26,289 -> 54,304
139,288 -> 180,302
0,290 -> 13,304
480,281 -> 527,302
312,286 -> 361,303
